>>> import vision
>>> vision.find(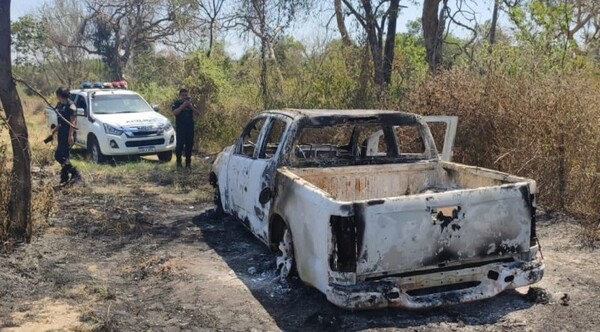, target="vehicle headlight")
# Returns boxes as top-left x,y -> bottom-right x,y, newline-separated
160,122 -> 173,131
103,123 -> 123,136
